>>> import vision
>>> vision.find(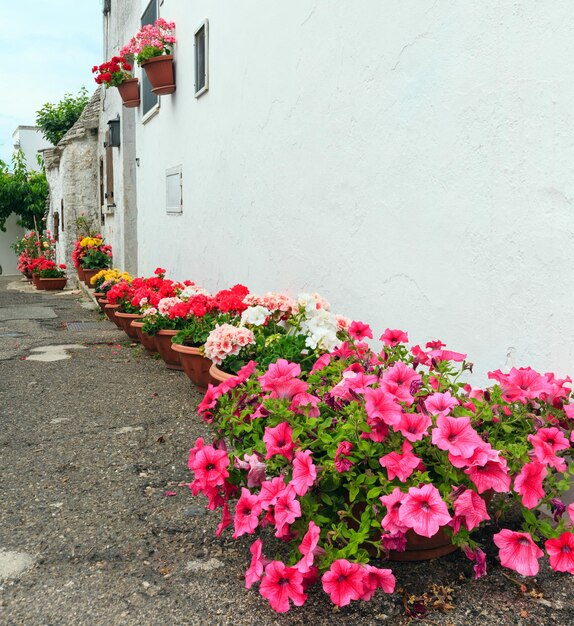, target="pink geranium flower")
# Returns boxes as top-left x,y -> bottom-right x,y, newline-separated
259,359 -> 308,399
431,414 -> 482,458
364,387 -> 404,427
259,560 -> 307,612
396,411 -> 432,442
545,532 -> 574,574
514,461 -> 547,509
296,521 -> 325,573
233,487 -> 262,538
245,539 -> 265,589
452,489 -> 490,532
398,484 -> 452,538
493,529 -> 543,576
359,565 -> 396,600
348,320 -> 373,341
263,422 -> 295,461
380,328 -> 409,346
379,441 -> 421,483
380,487 -> 409,534
322,559 -> 364,607
290,450 -> 317,496
425,391 -> 459,417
